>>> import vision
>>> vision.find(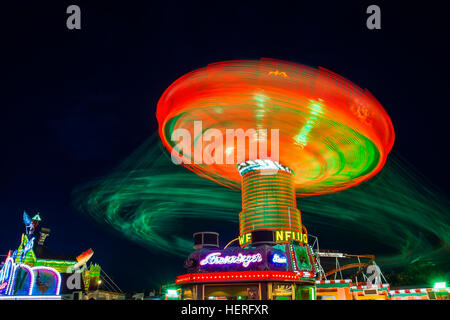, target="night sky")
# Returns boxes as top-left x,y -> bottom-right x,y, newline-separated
1,1 -> 449,292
